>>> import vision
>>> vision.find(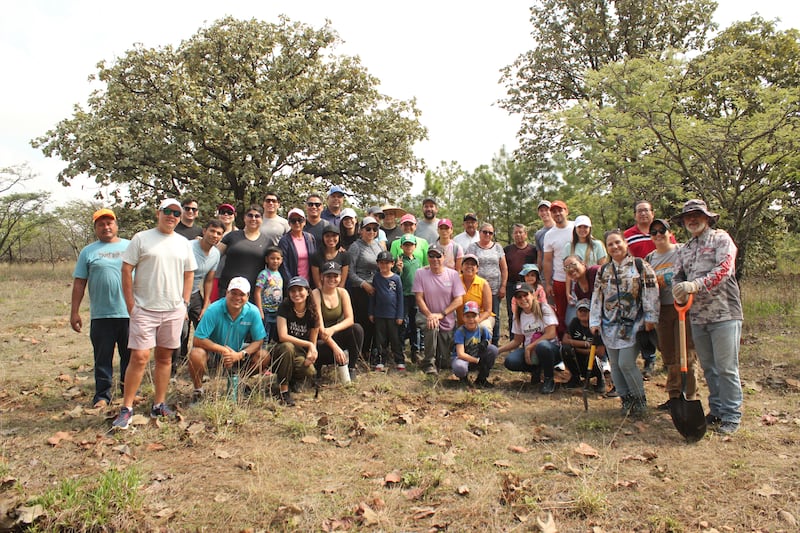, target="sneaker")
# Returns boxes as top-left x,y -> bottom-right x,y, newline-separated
279,391 -> 295,407
541,378 -> 556,394
553,361 -> 566,372
424,366 -> 438,375
374,363 -> 386,372
642,361 -> 655,380
604,386 -> 619,398
150,402 -> 175,419
474,378 -> 495,389
715,421 -> 739,435
191,389 -> 204,404
656,399 -> 672,411
706,413 -> 722,426
396,363 -> 406,371
111,407 -> 133,430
